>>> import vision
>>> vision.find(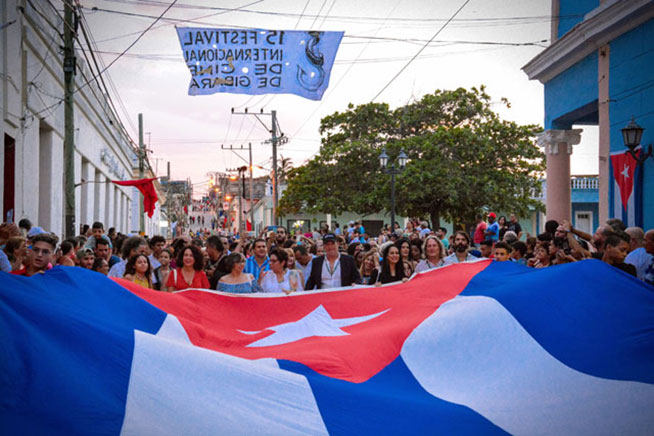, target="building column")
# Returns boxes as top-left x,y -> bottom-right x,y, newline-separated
113,186 -> 119,230
537,129 -> 582,224
121,193 -> 128,233
94,170 -> 106,223
80,160 -> 94,227
74,152 -> 82,234
15,120 -> 40,224
104,177 -> 113,228
598,44 -> 611,224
